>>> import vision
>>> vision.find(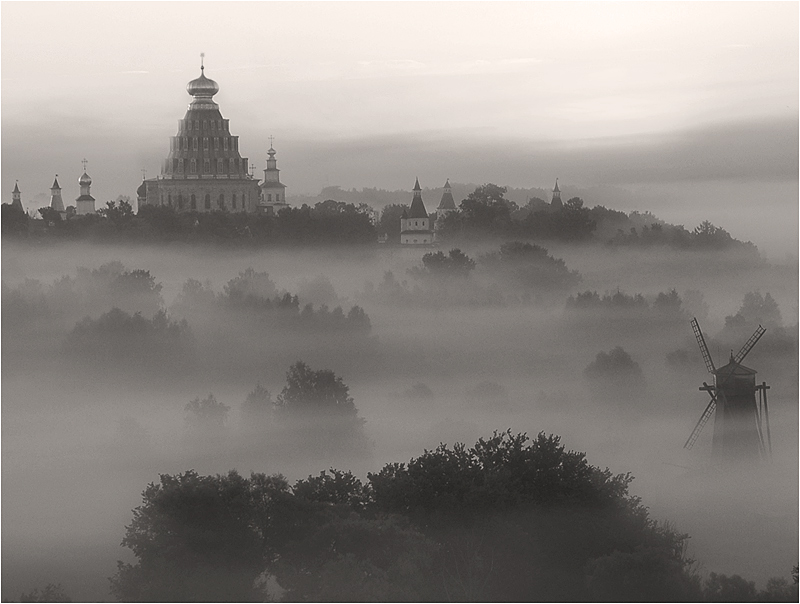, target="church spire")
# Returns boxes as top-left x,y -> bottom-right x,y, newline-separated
50,175 -> 65,213
551,178 -> 562,209
11,181 -> 23,211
